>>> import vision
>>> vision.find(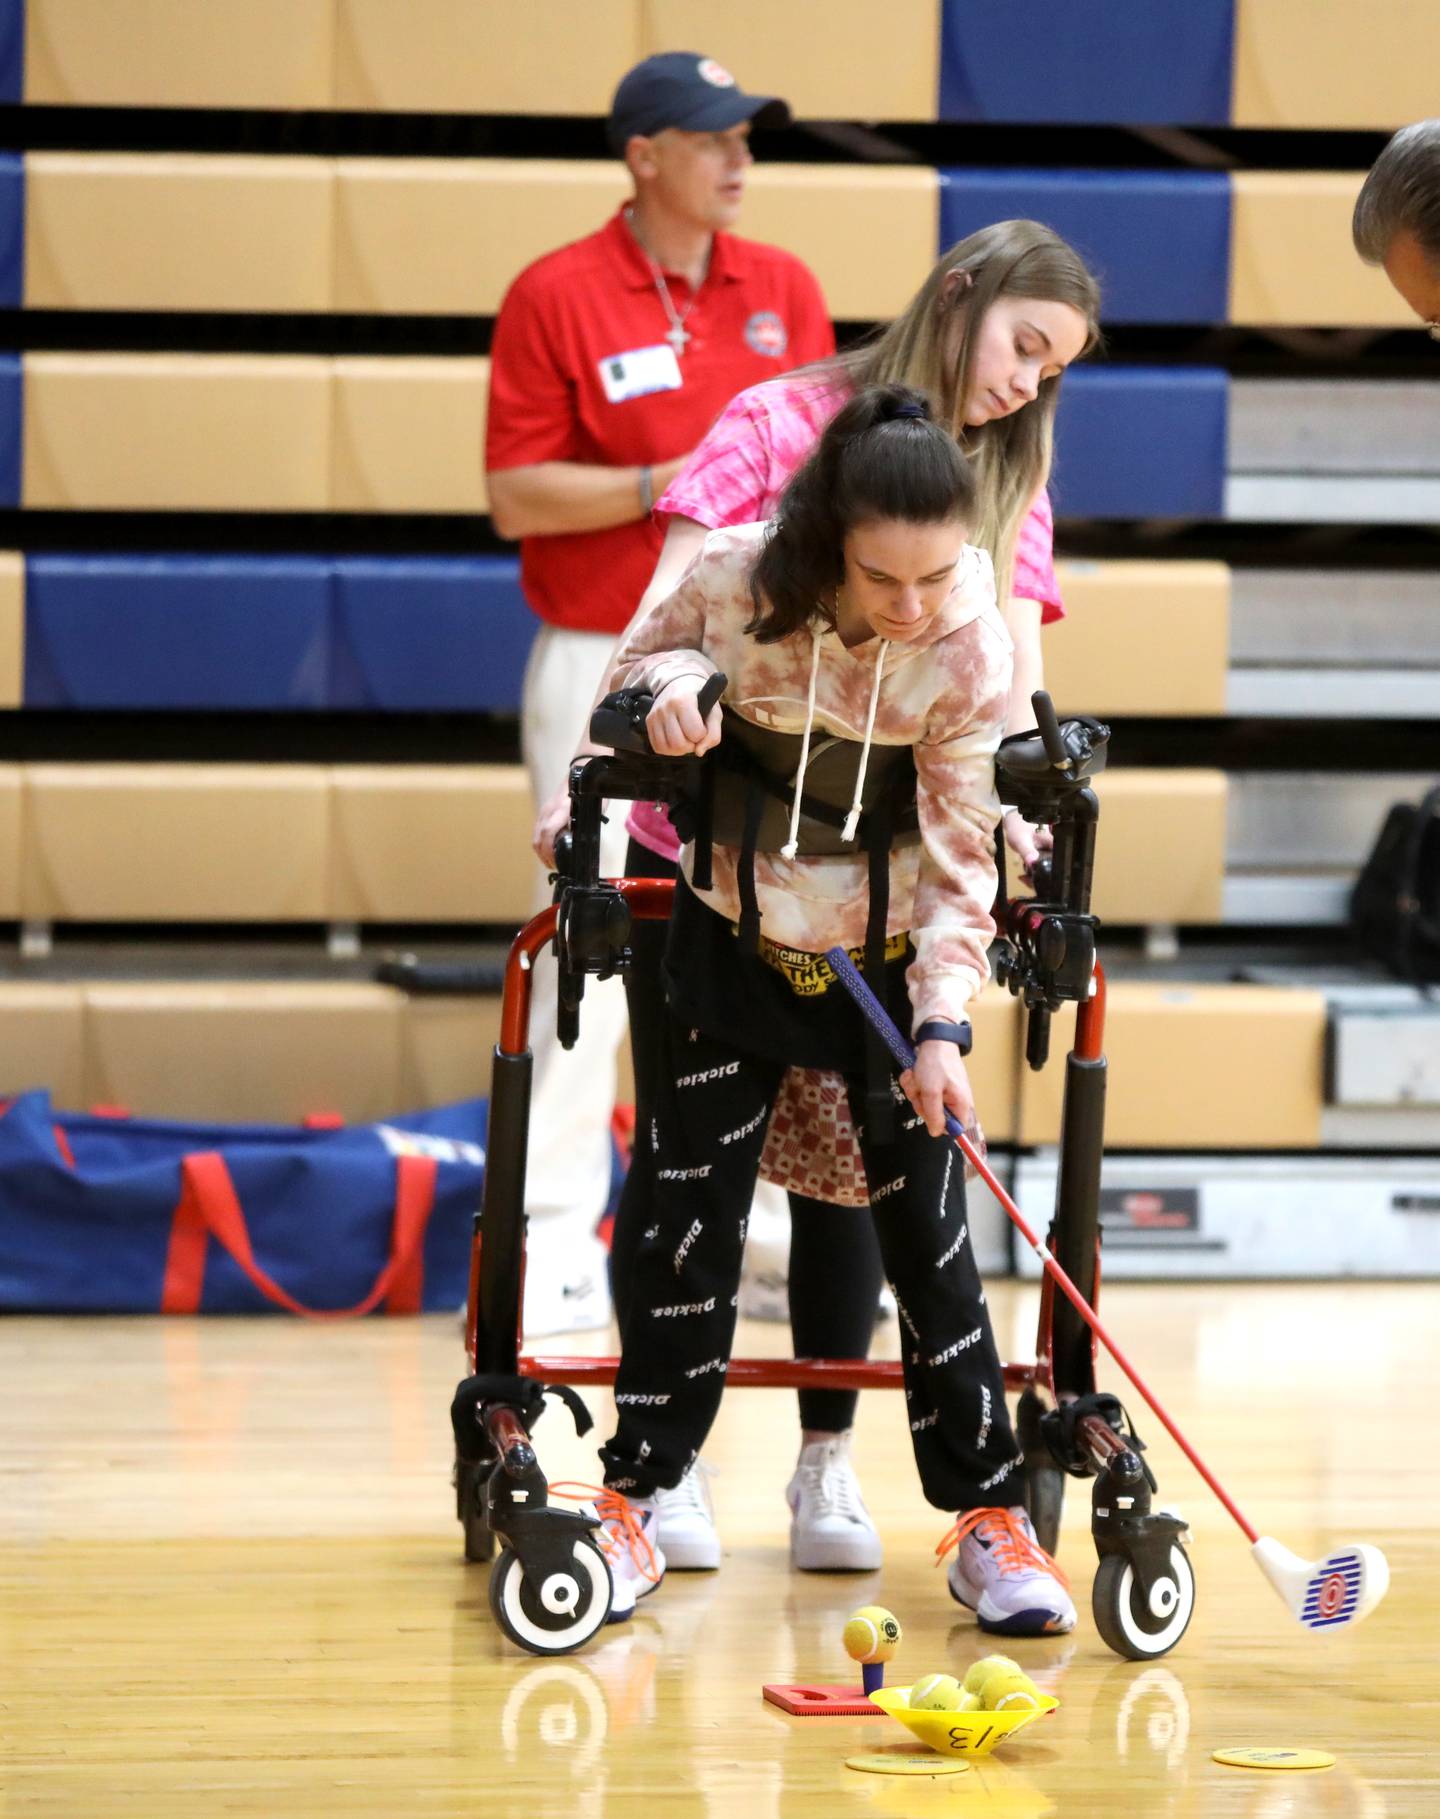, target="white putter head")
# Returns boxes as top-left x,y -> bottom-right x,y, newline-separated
1252,1537 -> 1390,1630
